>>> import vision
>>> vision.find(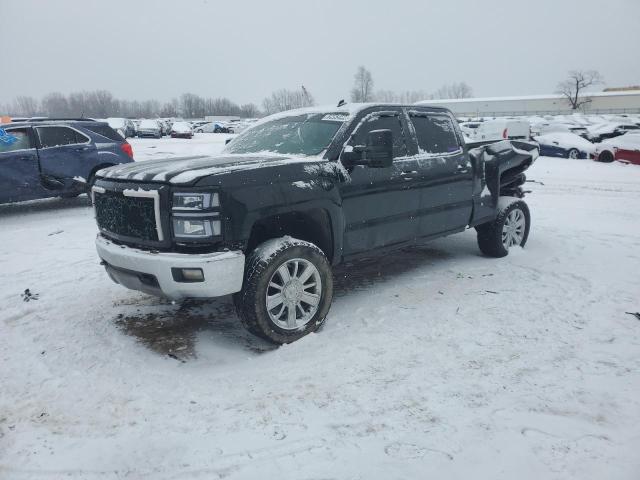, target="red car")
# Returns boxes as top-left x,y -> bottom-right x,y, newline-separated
594,133 -> 640,165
